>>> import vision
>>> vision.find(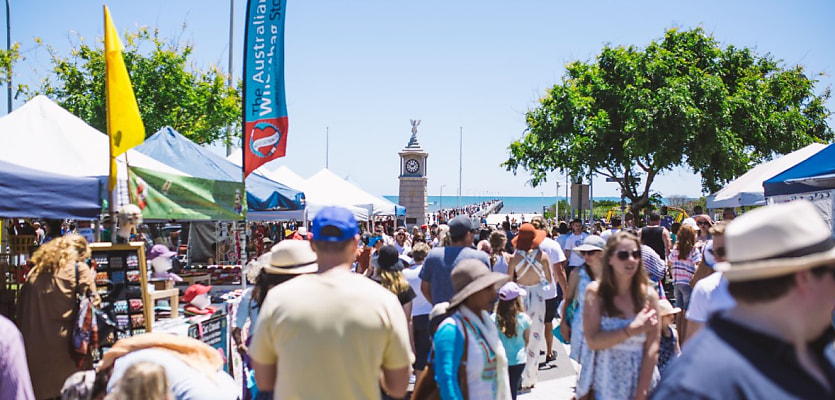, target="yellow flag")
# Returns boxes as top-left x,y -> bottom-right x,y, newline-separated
105,5 -> 144,192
